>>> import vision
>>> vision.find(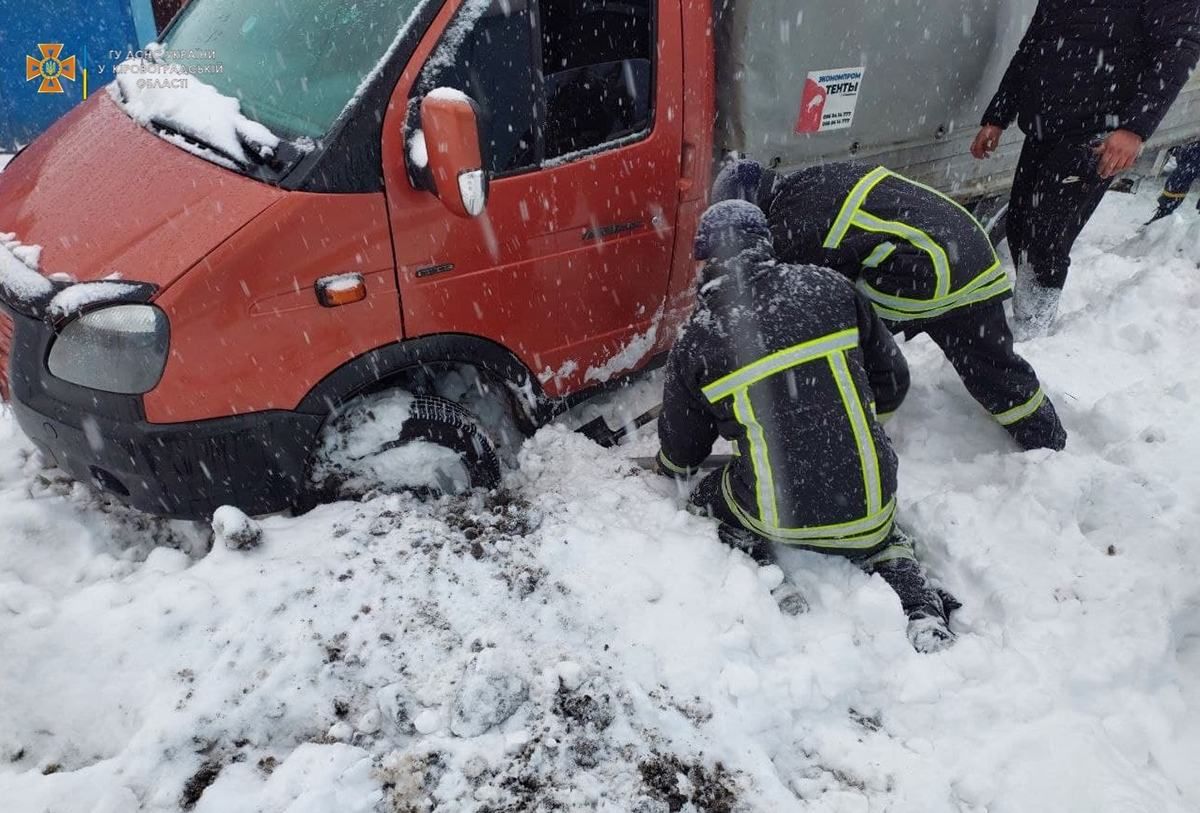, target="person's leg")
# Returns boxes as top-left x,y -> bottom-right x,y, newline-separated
687,470 -> 775,565
1012,137 -> 1114,336
922,302 -> 1067,451
1004,137 -> 1038,274
687,471 -> 808,614
854,528 -> 958,653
